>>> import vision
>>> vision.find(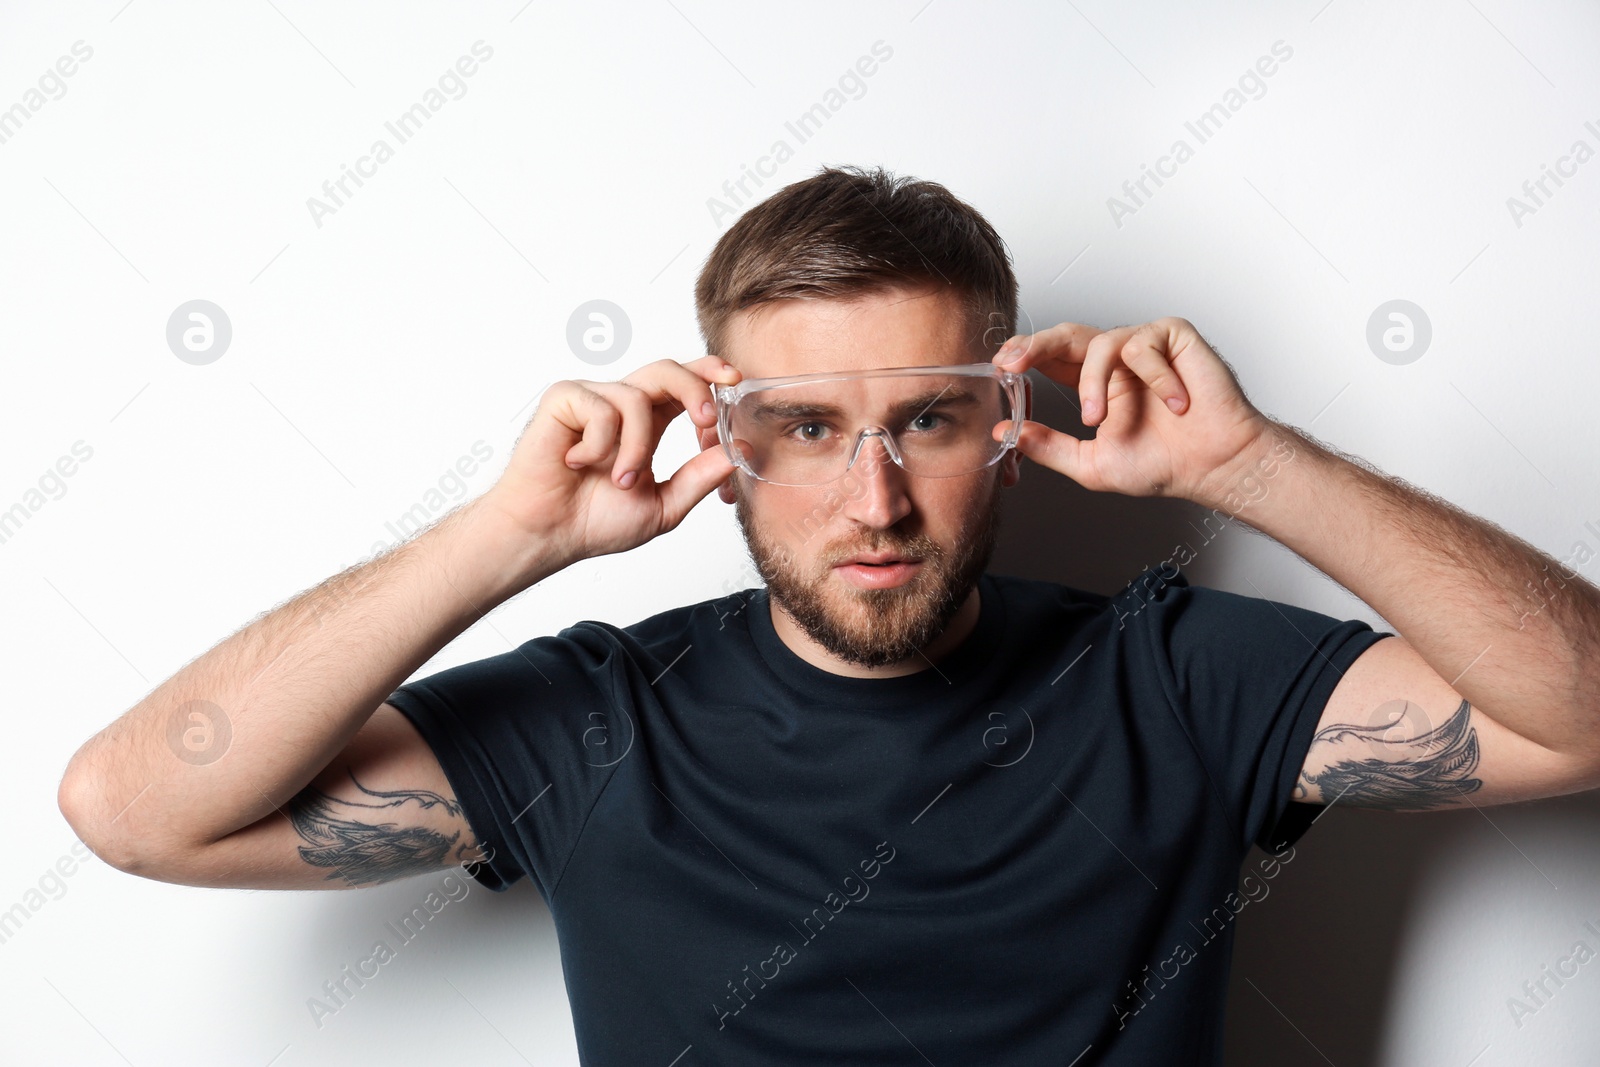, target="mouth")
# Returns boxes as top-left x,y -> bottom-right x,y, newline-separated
838,554 -> 920,567
833,556 -> 924,589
